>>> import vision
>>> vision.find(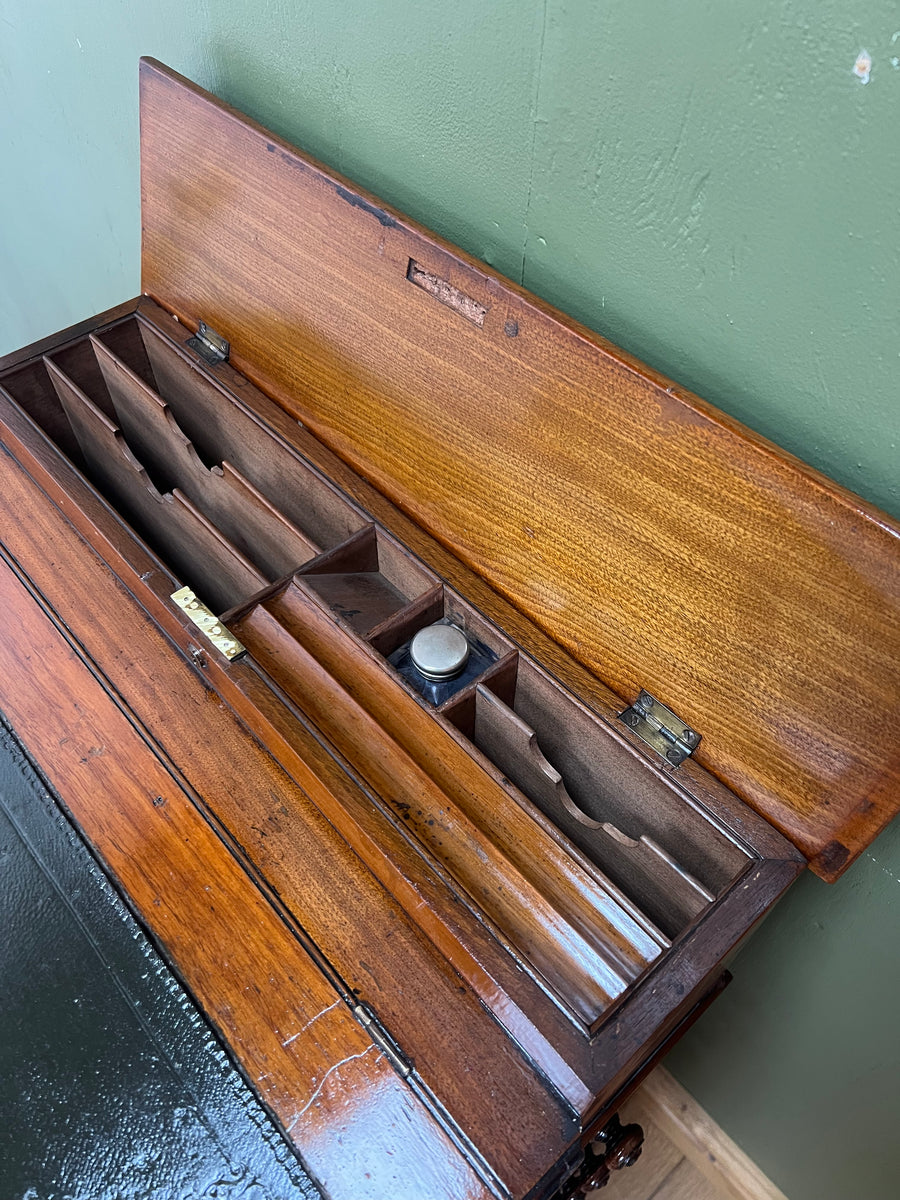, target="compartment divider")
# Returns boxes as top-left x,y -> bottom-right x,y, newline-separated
218,464 -> 321,567
129,316 -> 368,550
366,585 -> 445,655
296,524 -> 437,637
220,576 -> 295,627
91,333 -> 211,472
48,338 -> 116,420
0,359 -> 88,468
472,684 -> 715,935
295,524 -> 378,575
439,653 -> 519,741
89,336 -> 319,578
512,661 -> 747,897
43,358 -> 266,613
